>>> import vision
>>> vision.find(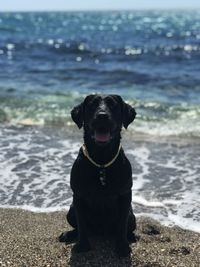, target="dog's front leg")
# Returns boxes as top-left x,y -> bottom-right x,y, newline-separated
73,195 -> 91,253
115,191 -> 132,257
